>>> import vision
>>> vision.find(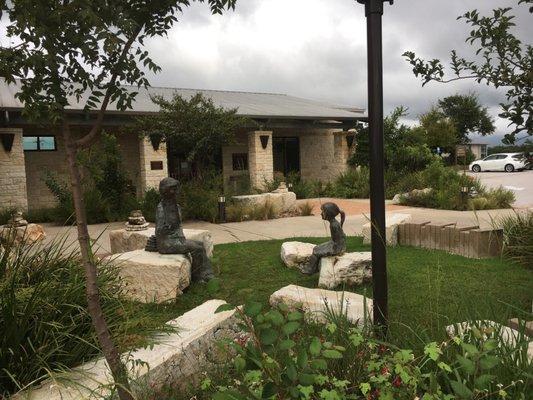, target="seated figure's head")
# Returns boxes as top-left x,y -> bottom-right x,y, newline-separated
320,202 -> 345,227
159,177 -> 179,199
